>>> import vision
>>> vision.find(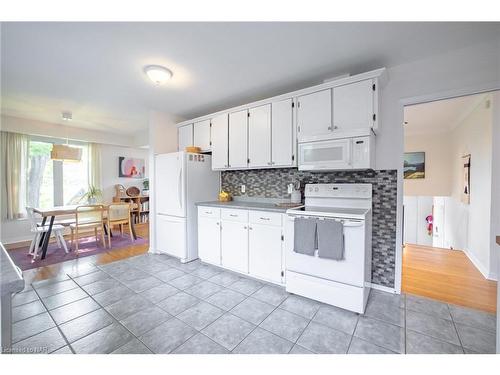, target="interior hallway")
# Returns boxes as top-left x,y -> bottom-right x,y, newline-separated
402,243 -> 497,313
